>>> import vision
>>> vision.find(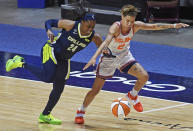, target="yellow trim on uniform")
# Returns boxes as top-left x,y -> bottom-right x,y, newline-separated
65,59 -> 71,80
78,23 -> 92,38
42,43 -> 57,64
